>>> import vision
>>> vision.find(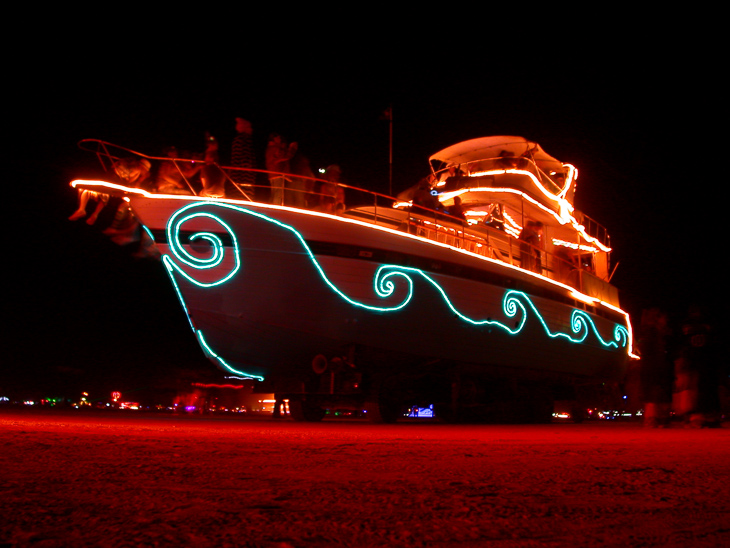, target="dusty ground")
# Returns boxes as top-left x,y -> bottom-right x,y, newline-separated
1,410 -> 729,547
